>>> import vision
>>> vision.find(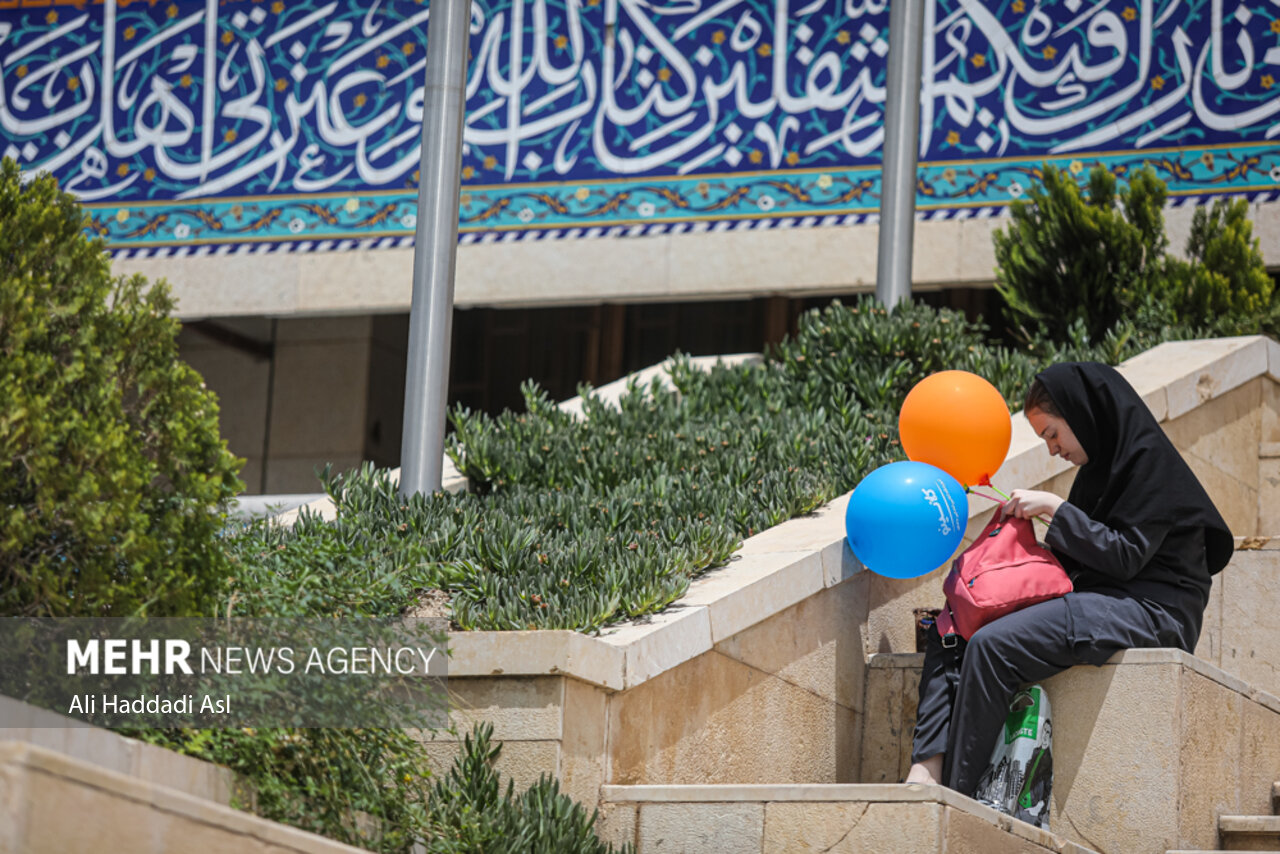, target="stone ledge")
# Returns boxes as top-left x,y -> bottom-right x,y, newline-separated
445,629 -> 626,691
597,604 -> 714,690
602,782 -> 941,802
600,782 -> 1101,854
0,741 -> 364,853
